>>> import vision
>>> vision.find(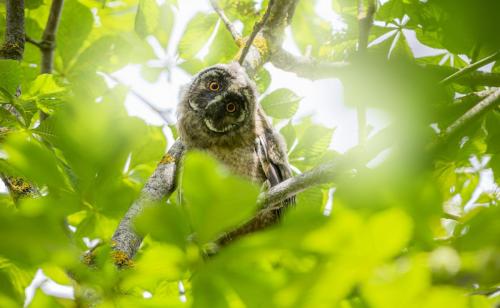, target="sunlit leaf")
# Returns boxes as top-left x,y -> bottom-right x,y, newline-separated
260,88 -> 301,119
